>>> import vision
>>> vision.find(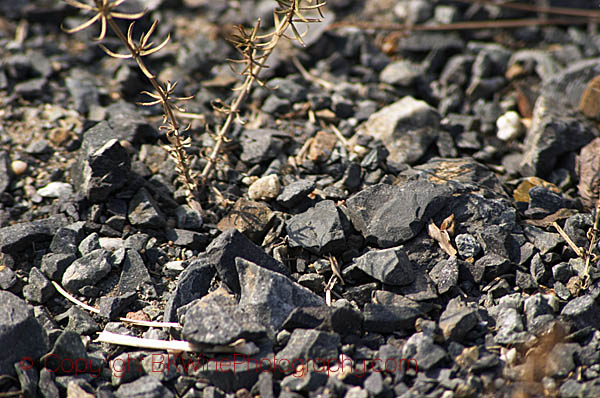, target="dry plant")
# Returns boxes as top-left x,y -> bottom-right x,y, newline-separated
61,0 -> 325,214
